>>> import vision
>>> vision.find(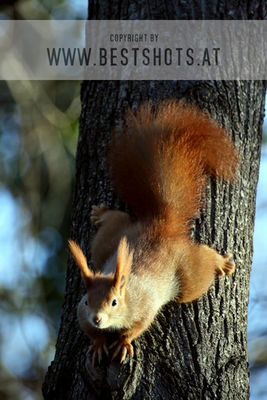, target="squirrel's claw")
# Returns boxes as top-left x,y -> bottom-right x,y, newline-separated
103,343 -> 109,356
217,253 -> 235,277
87,340 -> 109,367
110,338 -> 134,363
90,204 -> 108,228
